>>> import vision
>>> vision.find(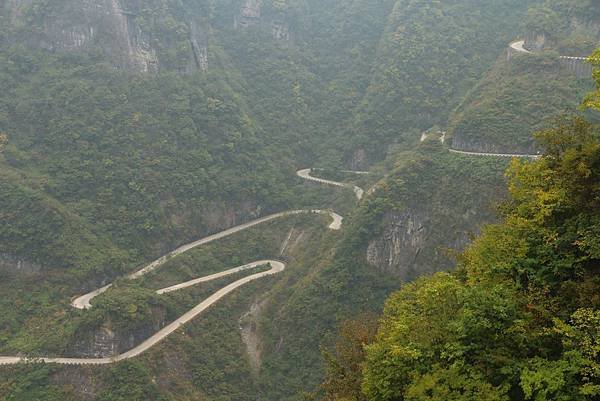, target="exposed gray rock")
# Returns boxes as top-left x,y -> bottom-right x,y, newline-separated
272,19 -> 290,41
348,148 -> 367,170
234,0 -> 291,41
367,211 -> 428,281
52,368 -> 97,400
239,297 -> 269,375
6,0 -> 158,73
235,0 -> 261,29
524,30 -> 547,52
366,209 -> 474,282
70,310 -> 166,358
0,252 -> 42,275
188,19 -> 209,73
71,325 -> 119,358
451,134 -> 536,155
